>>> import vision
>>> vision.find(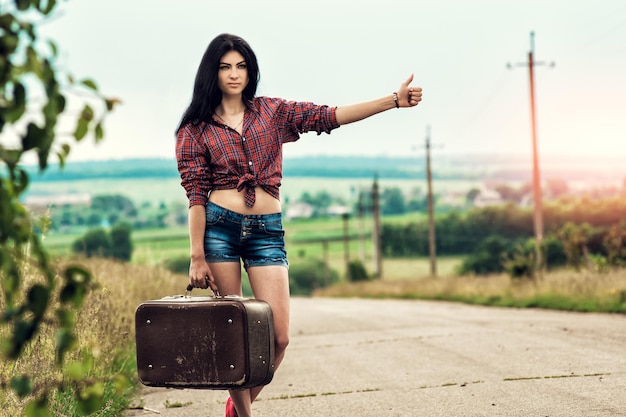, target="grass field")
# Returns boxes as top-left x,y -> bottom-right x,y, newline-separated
43,214 -> 458,281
